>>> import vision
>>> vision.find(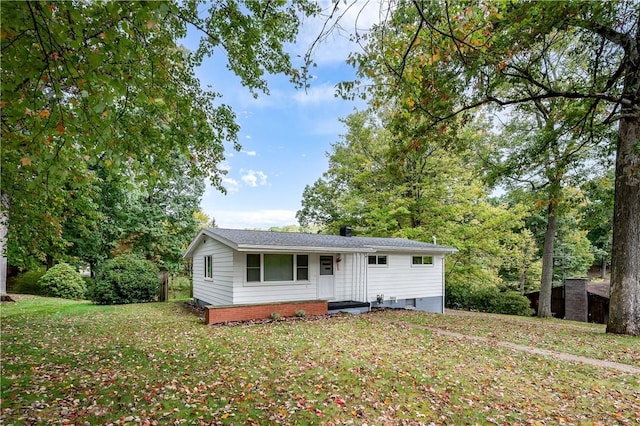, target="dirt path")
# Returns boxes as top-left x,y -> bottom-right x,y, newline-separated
381,319 -> 640,375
